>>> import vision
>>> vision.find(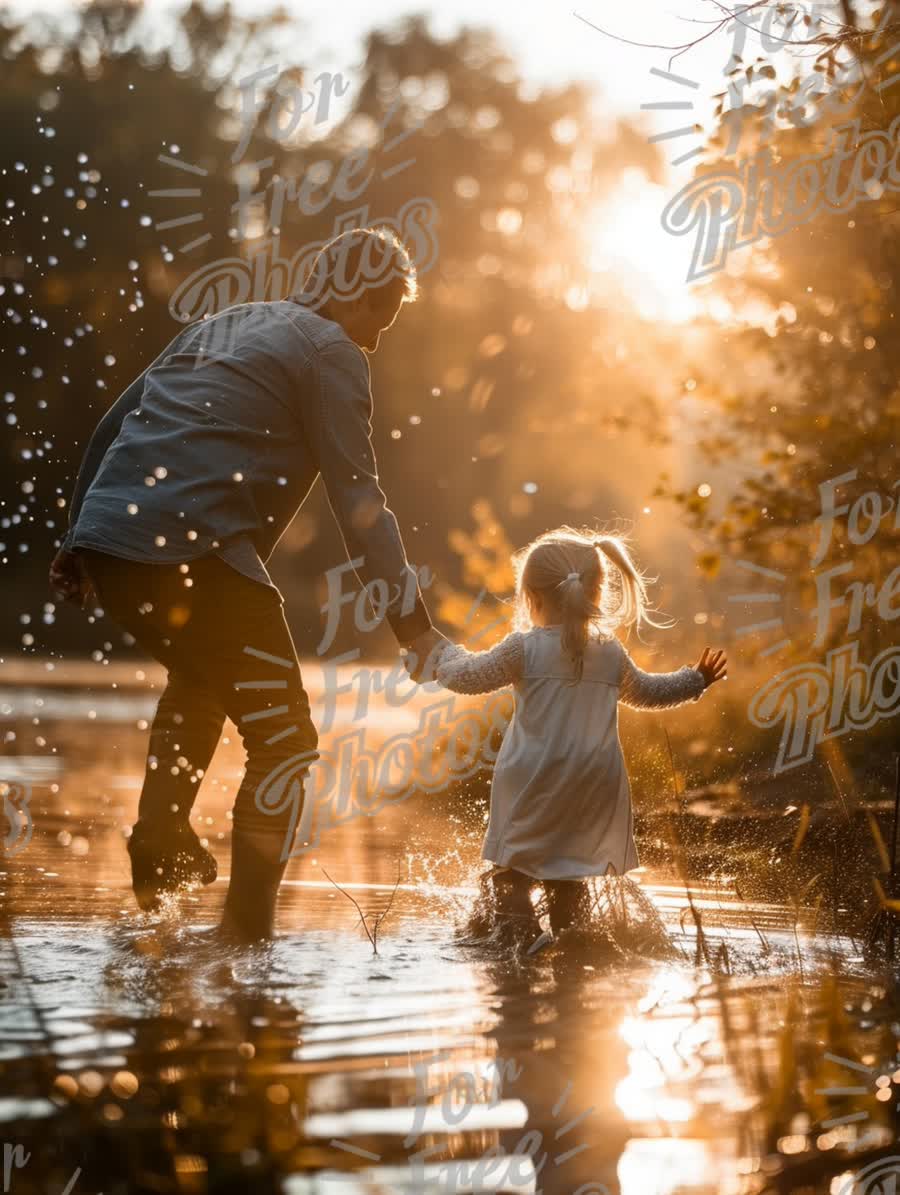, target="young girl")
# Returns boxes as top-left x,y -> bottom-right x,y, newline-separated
435,527 -> 727,940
